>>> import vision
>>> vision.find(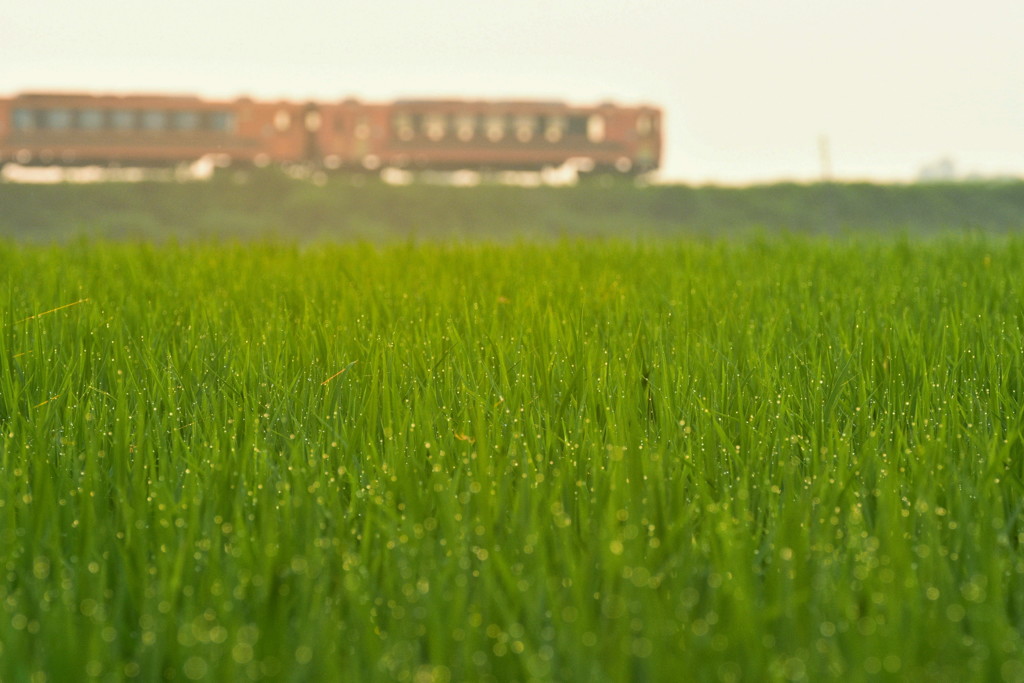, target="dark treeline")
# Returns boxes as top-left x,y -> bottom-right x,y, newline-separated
2,172 -> 1023,241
